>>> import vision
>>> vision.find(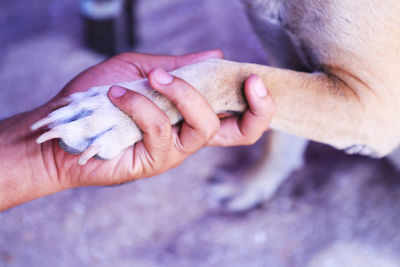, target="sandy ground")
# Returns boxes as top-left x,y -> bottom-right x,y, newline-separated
0,1 -> 400,266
